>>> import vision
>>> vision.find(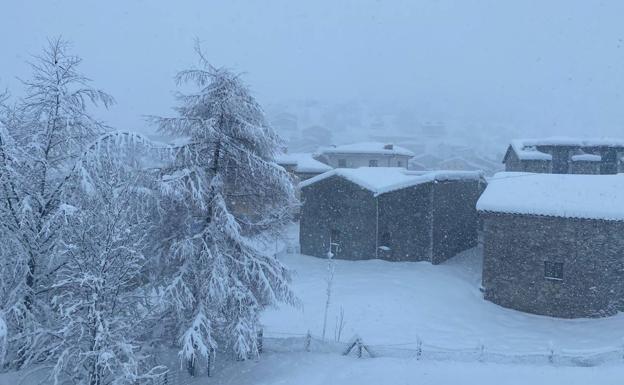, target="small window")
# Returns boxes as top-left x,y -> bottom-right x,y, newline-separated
397,160 -> 402,167
544,261 -> 563,281
378,231 -> 393,258
380,232 -> 391,248
338,159 -> 347,168
369,159 -> 378,167
330,229 -> 340,242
